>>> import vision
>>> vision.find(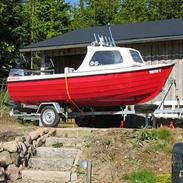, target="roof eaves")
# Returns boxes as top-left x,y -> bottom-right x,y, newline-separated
20,34 -> 183,52
19,43 -> 89,52
118,35 -> 183,44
